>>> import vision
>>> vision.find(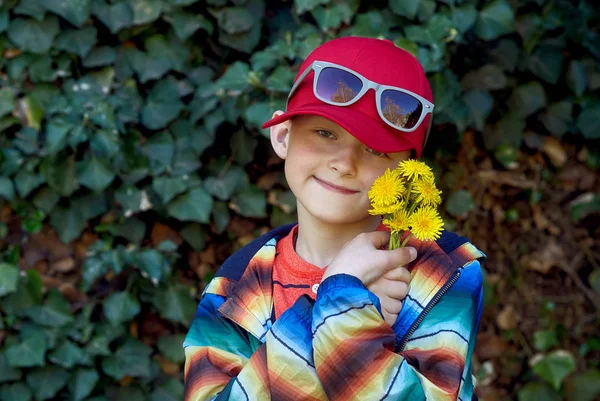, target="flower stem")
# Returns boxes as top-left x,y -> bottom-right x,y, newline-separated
401,232 -> 413,247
